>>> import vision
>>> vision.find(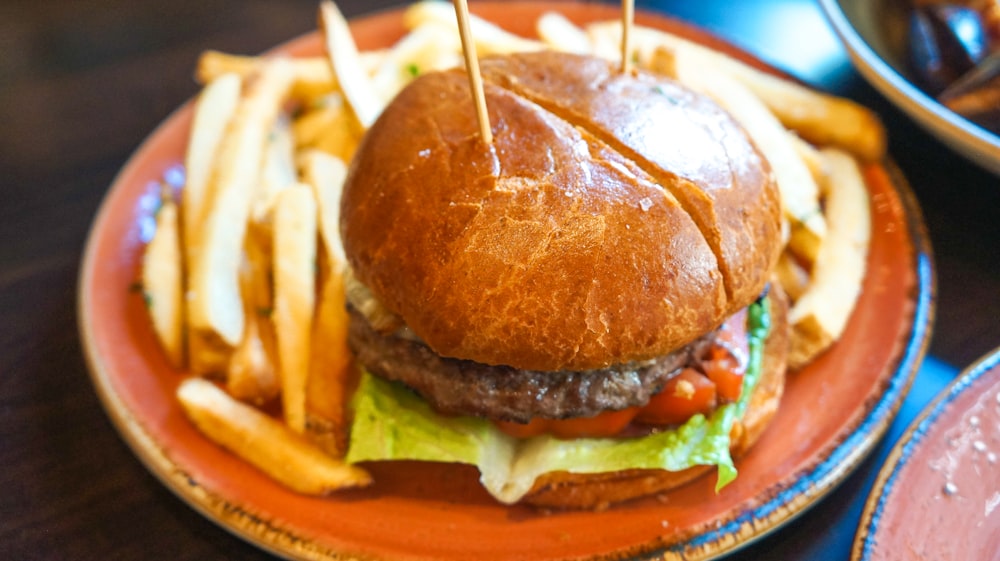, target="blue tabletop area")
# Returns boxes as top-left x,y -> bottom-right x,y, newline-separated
635,0 -> 962,558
